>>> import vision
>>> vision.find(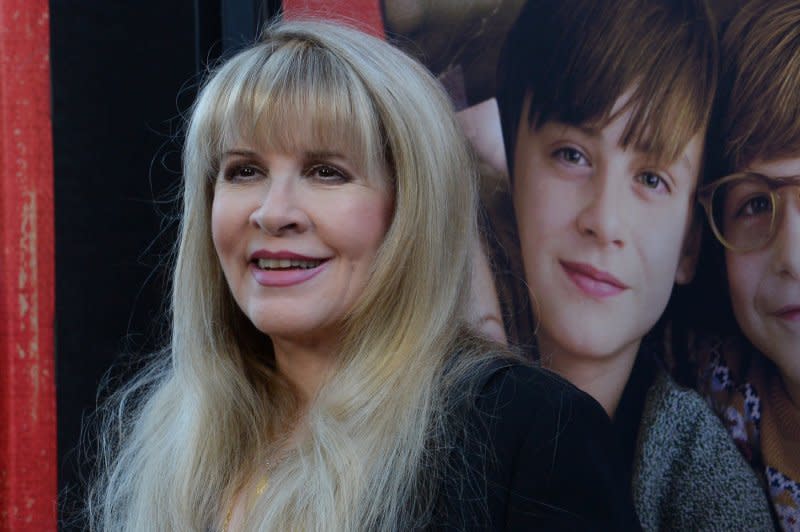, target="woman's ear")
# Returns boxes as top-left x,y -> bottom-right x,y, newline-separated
675,216 -> 702,285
